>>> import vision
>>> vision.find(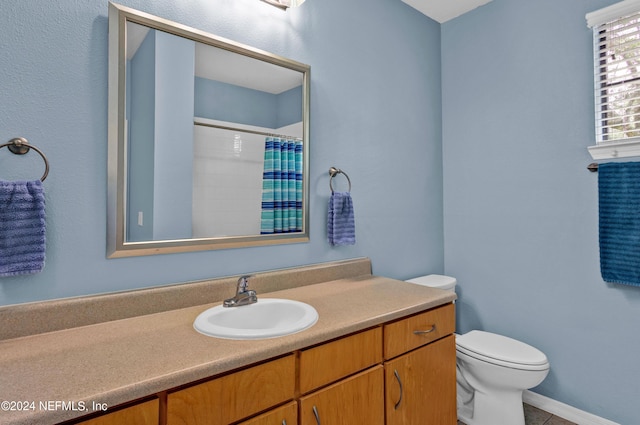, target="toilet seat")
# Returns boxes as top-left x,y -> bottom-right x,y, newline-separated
456,331 -> 550,371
